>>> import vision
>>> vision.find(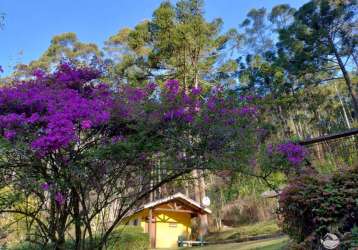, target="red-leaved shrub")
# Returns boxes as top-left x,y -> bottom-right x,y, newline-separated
279,166 -> 358,249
